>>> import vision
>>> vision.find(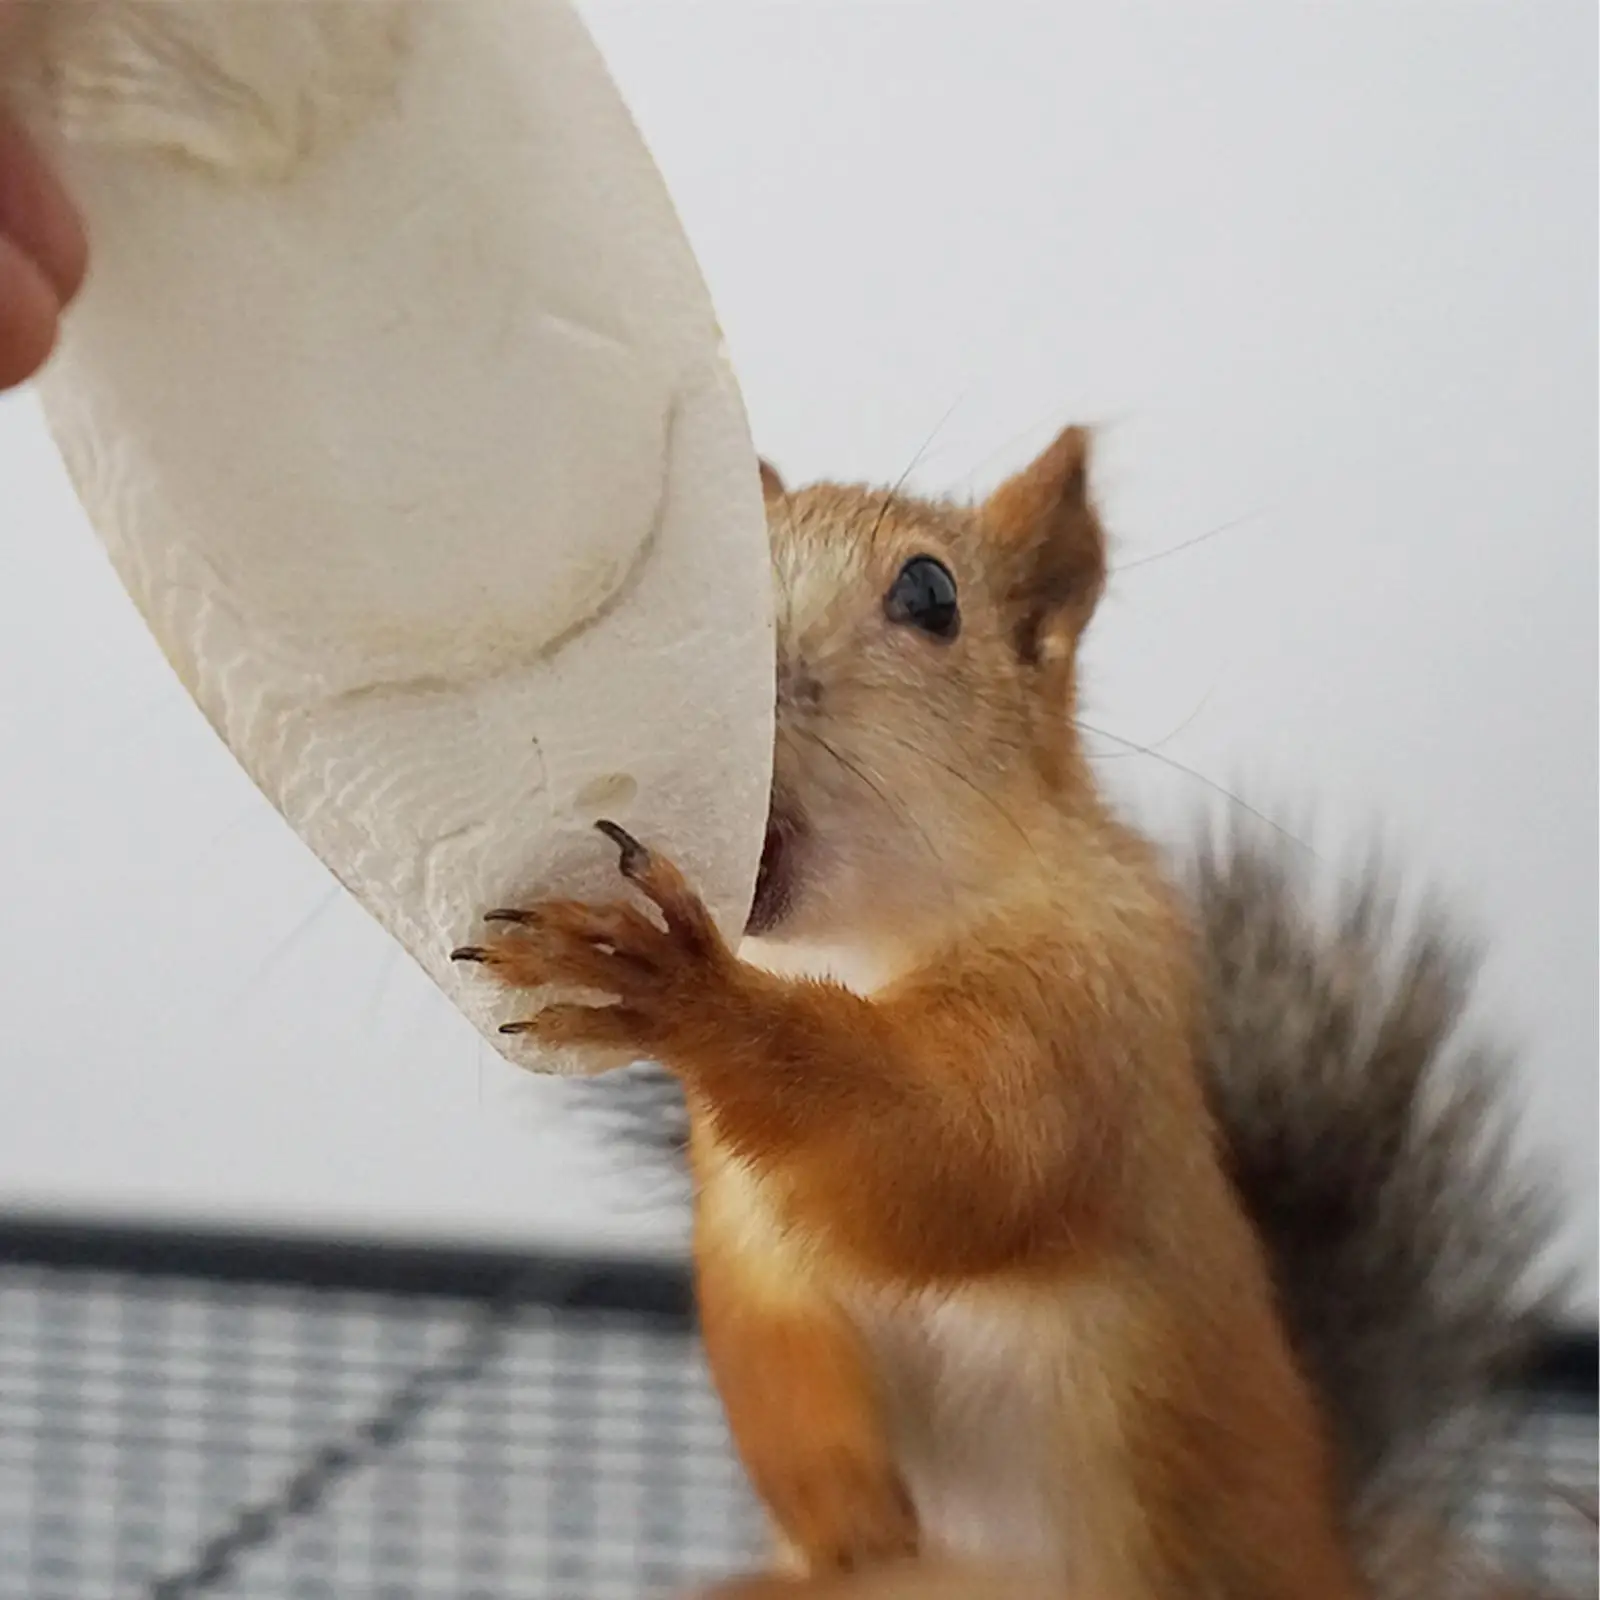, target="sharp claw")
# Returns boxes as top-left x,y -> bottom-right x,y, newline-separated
451,946 -> 489,963
595,818 -> 647,875
499,1020 -> 536,1035
484,908 -> 534,925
